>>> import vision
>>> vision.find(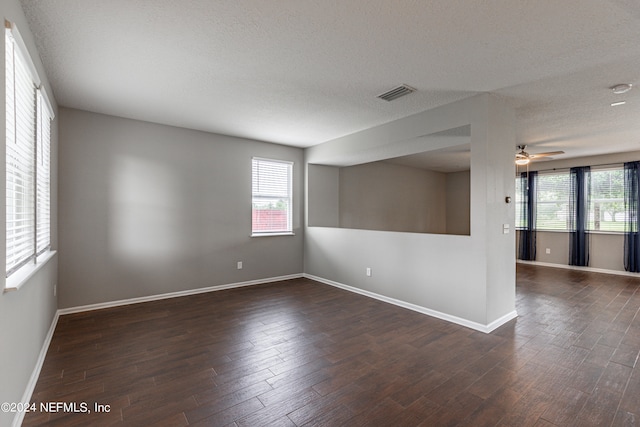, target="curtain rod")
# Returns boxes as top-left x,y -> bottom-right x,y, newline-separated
519,160 -> 631,174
